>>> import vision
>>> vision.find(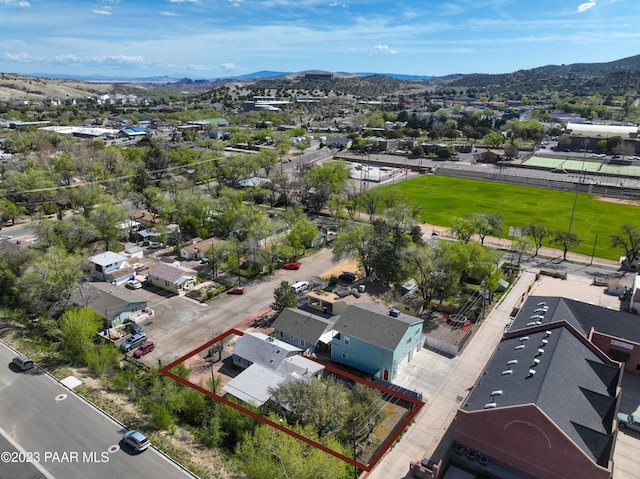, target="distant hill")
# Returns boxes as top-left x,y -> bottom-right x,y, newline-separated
445,54 -> 640,95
